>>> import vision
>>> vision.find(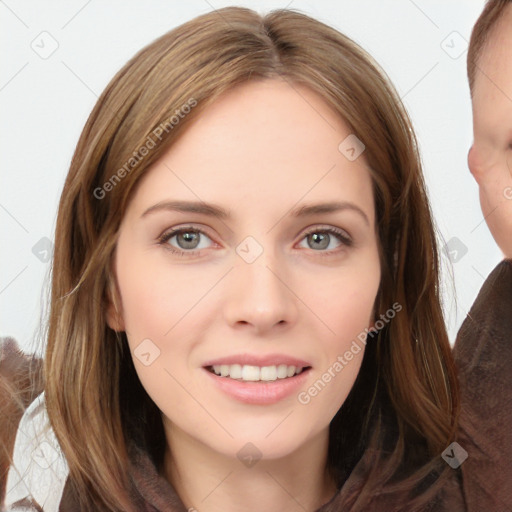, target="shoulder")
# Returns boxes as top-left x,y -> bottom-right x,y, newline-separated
4,392 -> 69,511
1,337 -> 43,502
452,259 -> 512,510
1,338 -> 69,511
